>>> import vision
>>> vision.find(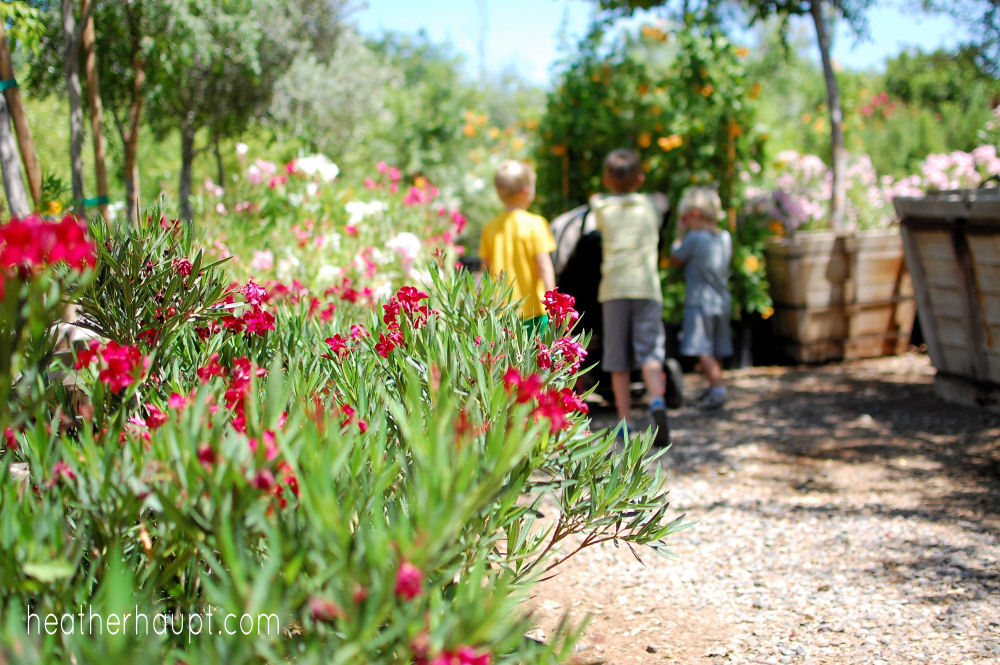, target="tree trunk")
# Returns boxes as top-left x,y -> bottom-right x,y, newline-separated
810,0 -> 847,231
0,22 -> 41,210
213,138 -> 224,187
62,0 -> 86,213
123,4 -> 146,224
179,121 -> 195,221
0,93 -> 30,217
81,0 -> 109,220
